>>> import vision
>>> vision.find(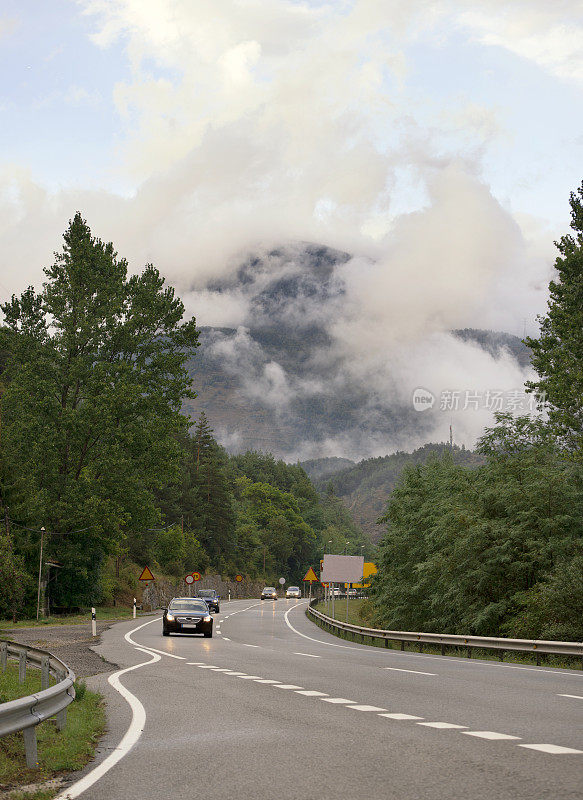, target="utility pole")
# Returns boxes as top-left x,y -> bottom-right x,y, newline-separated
36,527 -> 46,621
